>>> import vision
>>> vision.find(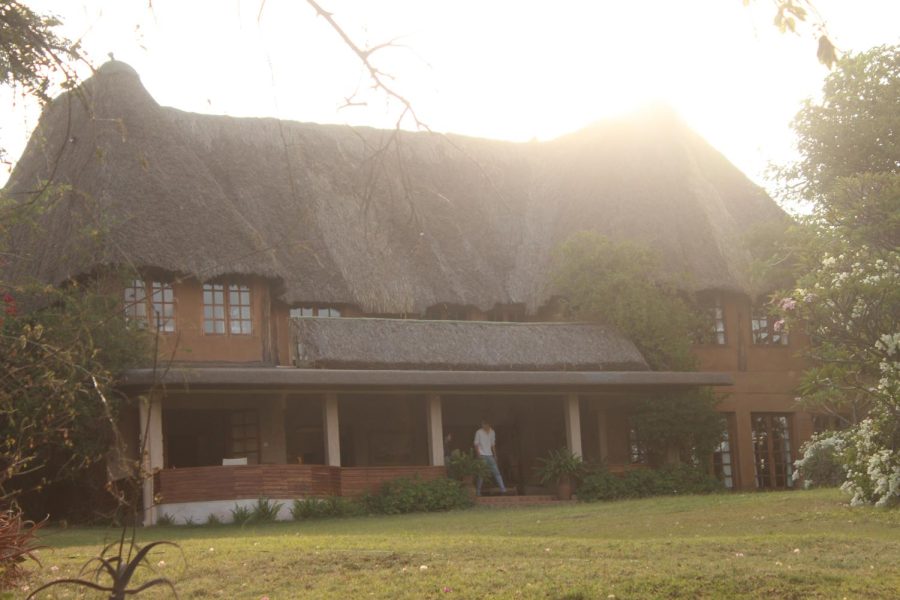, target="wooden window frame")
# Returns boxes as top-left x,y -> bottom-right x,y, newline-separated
124,279 -> 176,332
290,306 -> 342,318
750,306 -> 789,346
751,413 -> 795,489
228,409 -> 260,464
203,283 -> 252,335
712,414 -> 738,489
